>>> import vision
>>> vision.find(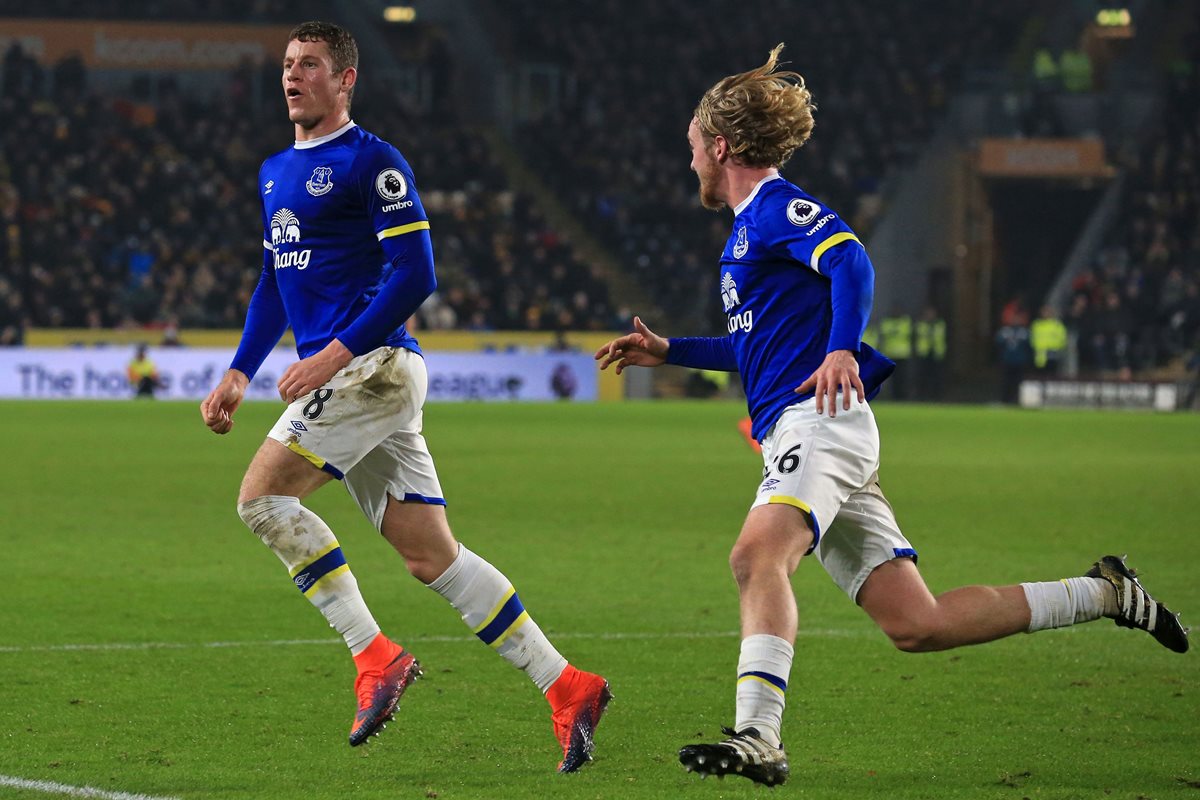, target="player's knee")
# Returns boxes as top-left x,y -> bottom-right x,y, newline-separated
728,542 -> 751,587
386,525 -> 457,583
380,500 -> 458,582
237,495 -> 299,539
236,497 -> 262,530
889,633 -> 936,653
728,540 -> 778,588
880,618 -> 941,653
729,531 -> 807,588
403,551 -> 448,584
